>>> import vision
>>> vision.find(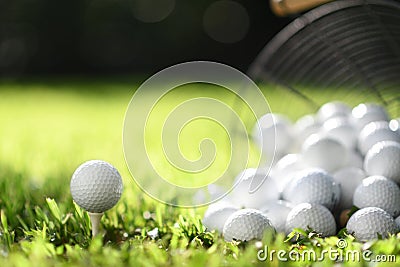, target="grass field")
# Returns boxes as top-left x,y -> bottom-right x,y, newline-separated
0,77 -> 399,266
